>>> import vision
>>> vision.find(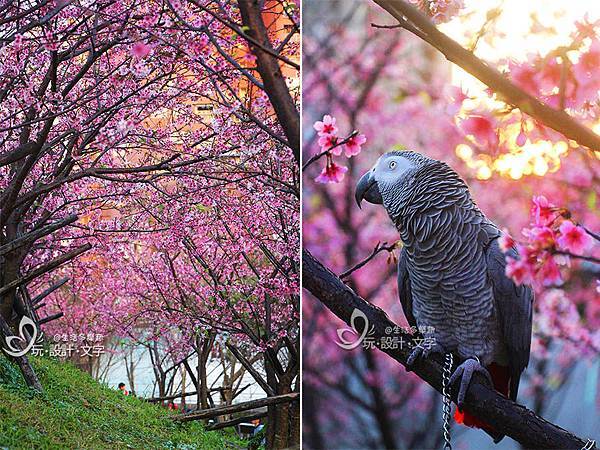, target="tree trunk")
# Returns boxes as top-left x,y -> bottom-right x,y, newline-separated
195,334 -> 214,411
263,351 -> 299,449
149,343 -> 166,404
198,353 -> 208,410
264,356 -> 277,449
237,0 -> 300,163
125,352 -> 137,397
273,376 -> 291,450
289,378 -> 300,447
180,365 -> 186,411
